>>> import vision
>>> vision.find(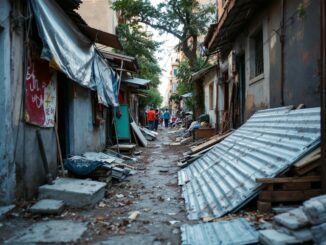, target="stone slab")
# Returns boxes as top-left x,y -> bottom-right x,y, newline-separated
303,194 -> 326,225
311,223 -> 326,244
5,220 -> 87,244
274,208 -> 309,230
259,229 -> 300,245
0,205 -> 15,218
95,234 -> 156,245
30,199 -> 65,214
38,178 -> 106,208
275,225 -> 313,242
